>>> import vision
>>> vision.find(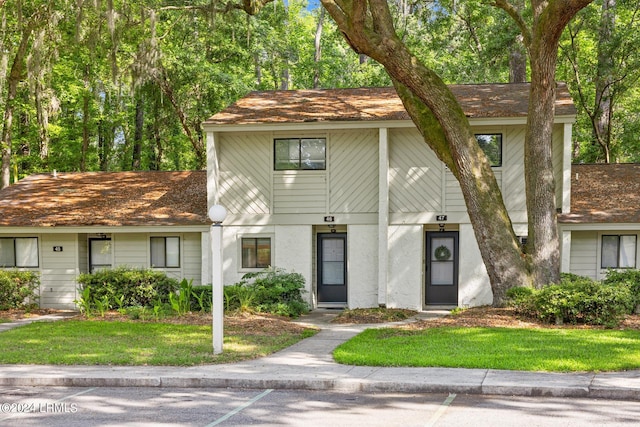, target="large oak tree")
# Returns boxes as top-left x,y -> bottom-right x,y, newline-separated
318,0 -> 593,304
